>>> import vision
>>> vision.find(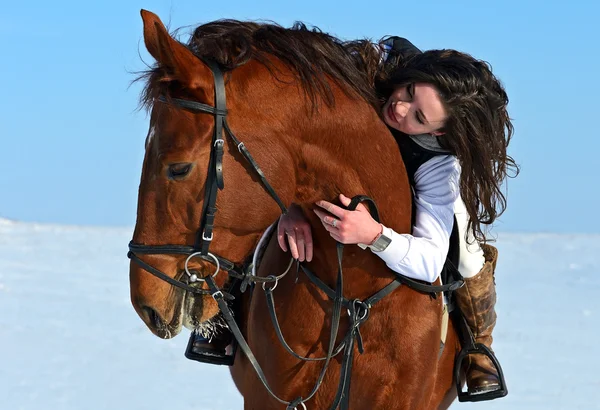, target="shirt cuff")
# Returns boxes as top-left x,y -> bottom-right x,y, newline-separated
372,226 -> 410,266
